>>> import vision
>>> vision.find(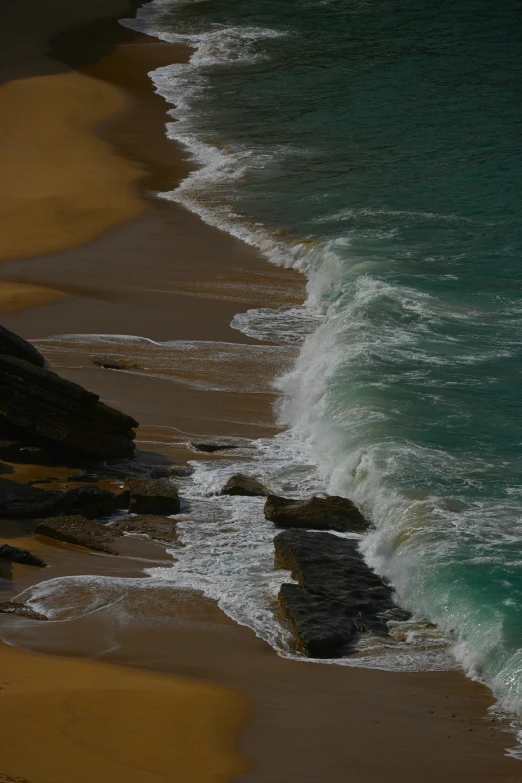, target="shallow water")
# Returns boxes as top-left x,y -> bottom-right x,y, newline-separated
107,0 -> 522,717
